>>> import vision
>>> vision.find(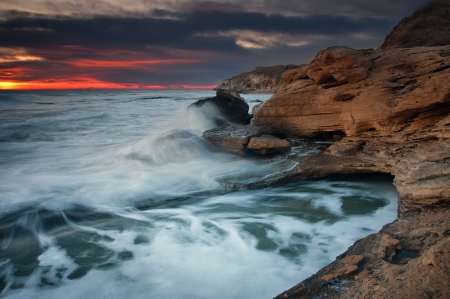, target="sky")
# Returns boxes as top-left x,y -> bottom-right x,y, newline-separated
0,0 -> 430,90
